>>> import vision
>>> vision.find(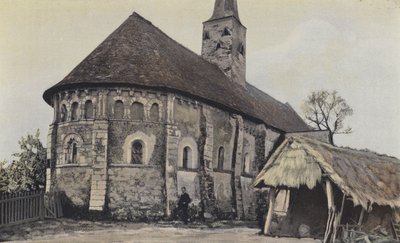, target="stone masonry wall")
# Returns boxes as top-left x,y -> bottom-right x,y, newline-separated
108,122 -> 165,165
48,87 -> 285,221
55,166 -> 92,207
107,166 -> 165,221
